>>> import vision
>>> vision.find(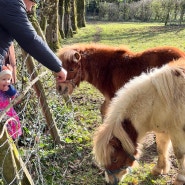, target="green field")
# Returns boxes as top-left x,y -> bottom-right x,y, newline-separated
38,22 -> 185,185
63,22 -> 185,51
